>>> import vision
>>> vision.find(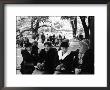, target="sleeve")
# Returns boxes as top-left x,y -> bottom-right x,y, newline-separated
53,49 -> 59,67
38,49 -> 45,63
72,50 -> 80,68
